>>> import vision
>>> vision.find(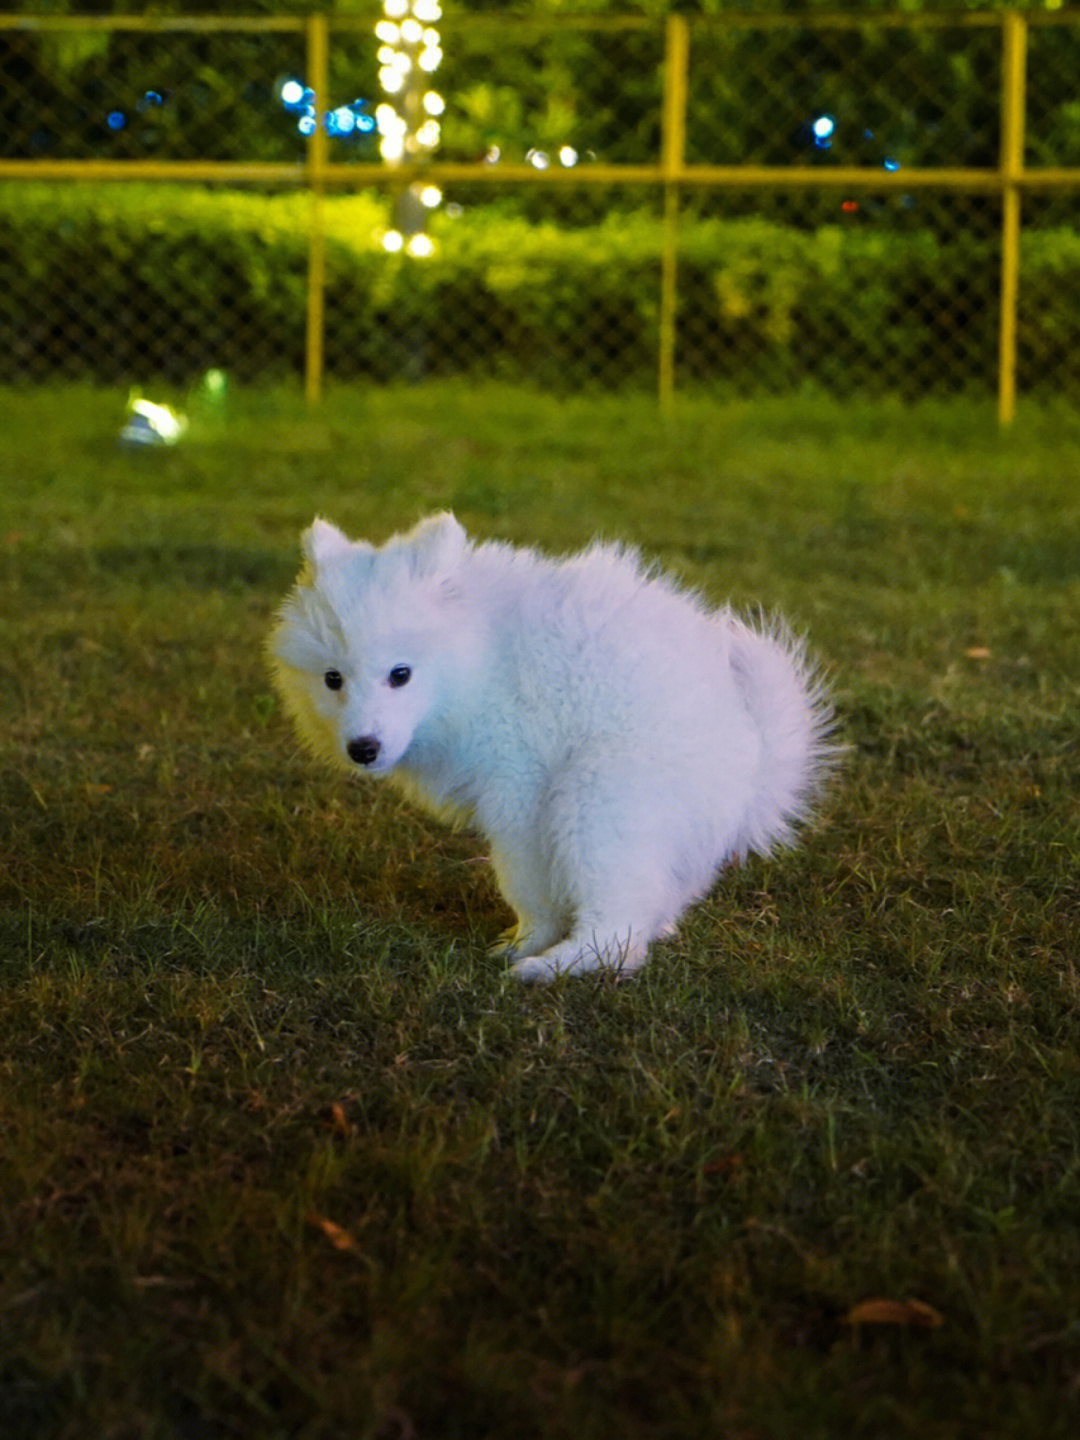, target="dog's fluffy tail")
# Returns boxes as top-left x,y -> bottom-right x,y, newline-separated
729,616 -> 837,859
